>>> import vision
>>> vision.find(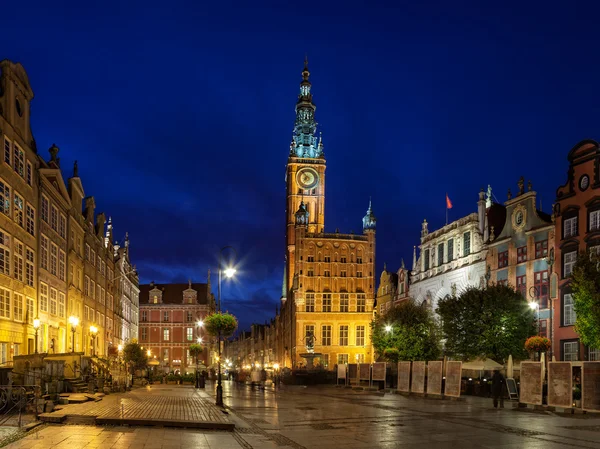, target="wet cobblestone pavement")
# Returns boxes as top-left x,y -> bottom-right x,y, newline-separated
5,381 -> 600,448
